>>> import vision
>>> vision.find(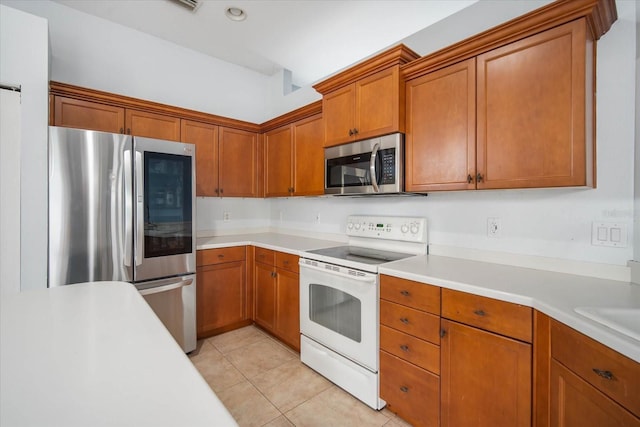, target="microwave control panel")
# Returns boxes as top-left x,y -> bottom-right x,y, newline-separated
379,148 -> 396,184
346,215 -> 427,243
